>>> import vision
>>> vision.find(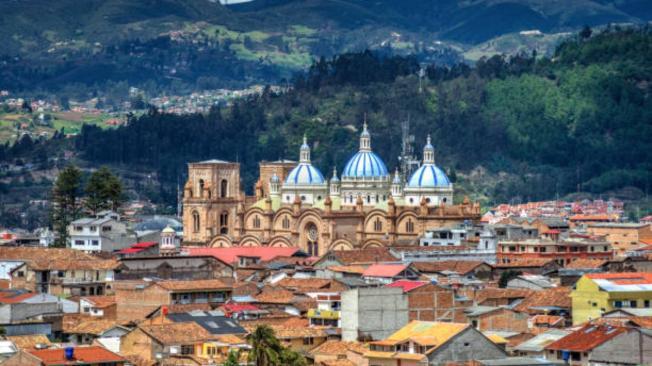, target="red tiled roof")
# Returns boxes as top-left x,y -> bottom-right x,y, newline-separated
585,272 -> 652,285
564,258 -> 608,269
546,324 -> 628,352
221,303 -> 260,313
385,280 -> 428,293
186,247 -> 301,264
362,263 -> 408,278
116,248 -> 141,254
514,287 -> 571,313
320,248 -> 398,265
28,346 -> 125,365
132,241 -> 158,248
0,291 -> 35,304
